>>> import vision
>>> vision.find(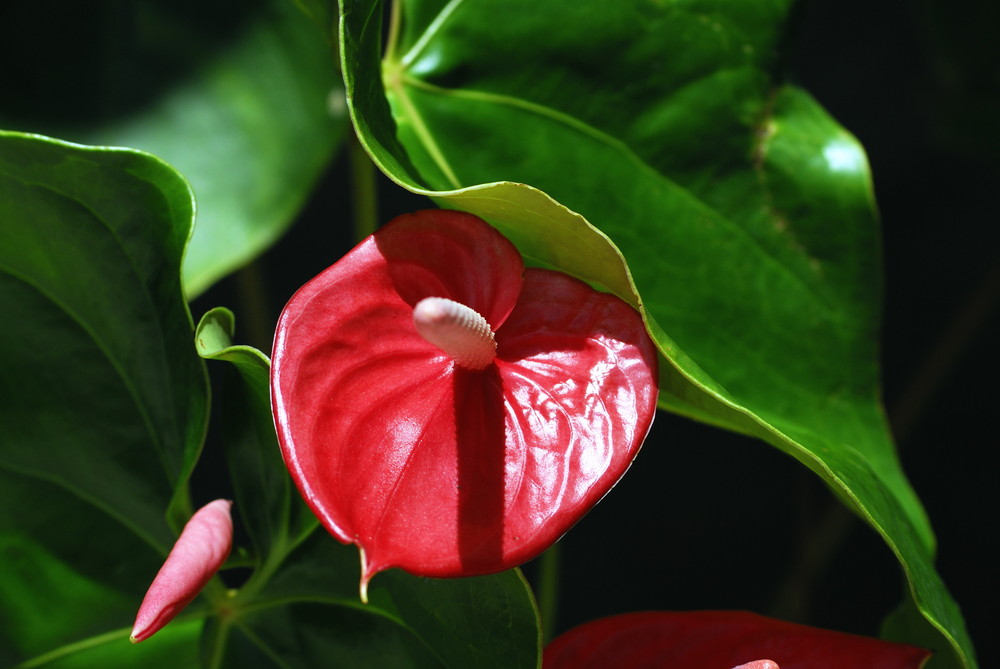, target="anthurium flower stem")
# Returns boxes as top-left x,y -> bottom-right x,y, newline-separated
537,543 -> 561,644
